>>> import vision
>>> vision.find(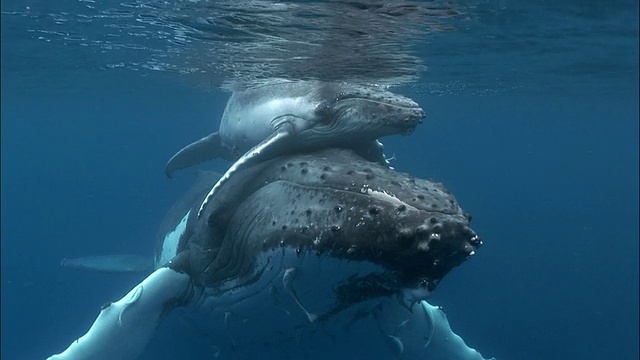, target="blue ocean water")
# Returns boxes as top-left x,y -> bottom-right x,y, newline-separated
1,1 -> 638,359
